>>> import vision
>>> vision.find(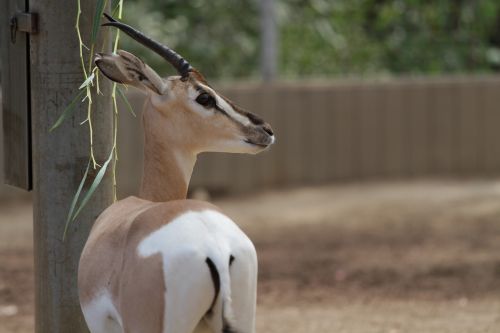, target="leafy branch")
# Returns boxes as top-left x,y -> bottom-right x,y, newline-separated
51,0 -> 131,240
